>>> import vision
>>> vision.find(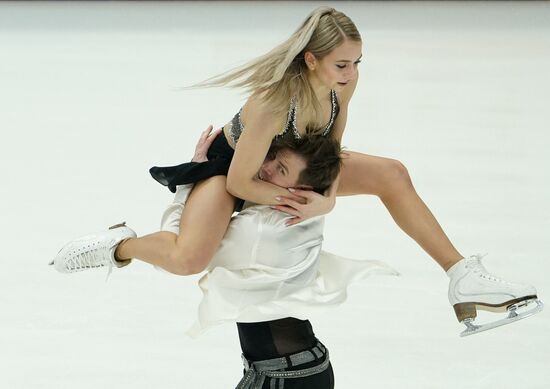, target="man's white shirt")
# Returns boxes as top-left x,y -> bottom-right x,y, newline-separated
160,185 -> 398,338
